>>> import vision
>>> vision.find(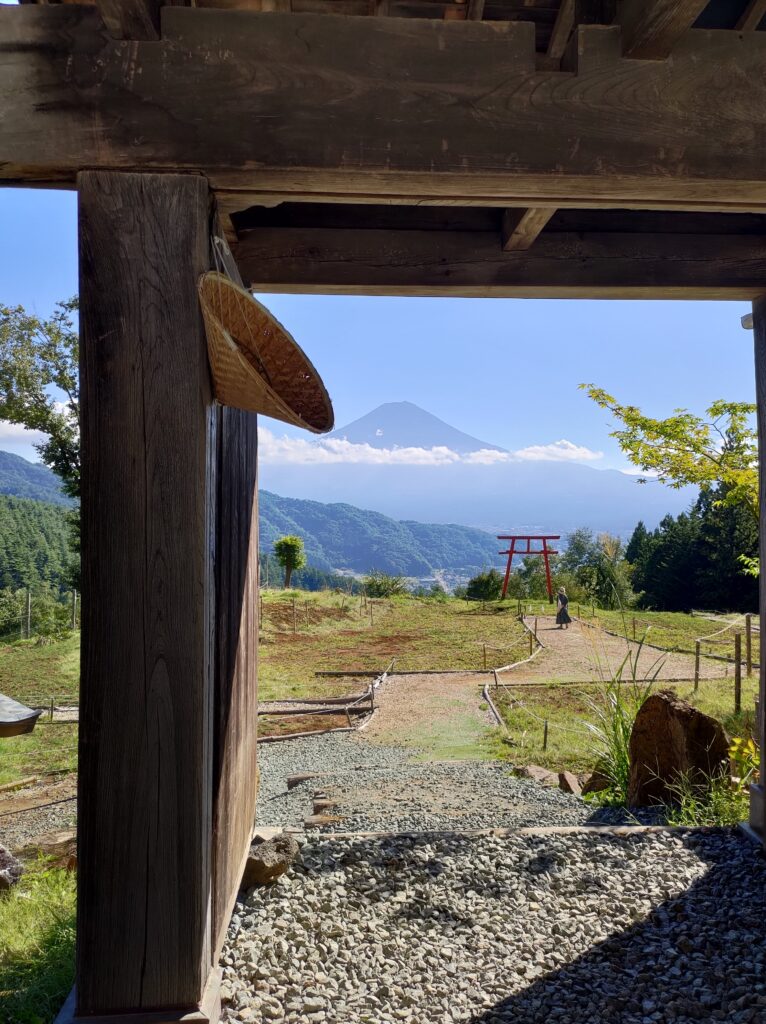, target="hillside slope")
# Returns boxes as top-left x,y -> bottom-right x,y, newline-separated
0,451 -> 68,505
259,490 -> 498,576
